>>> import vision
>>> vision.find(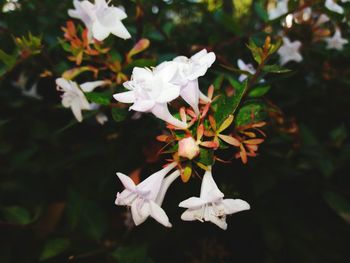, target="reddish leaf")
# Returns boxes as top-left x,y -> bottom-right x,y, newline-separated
126,38 -> 150,62
218,134 -> 240,147
244,139 -> 264,145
